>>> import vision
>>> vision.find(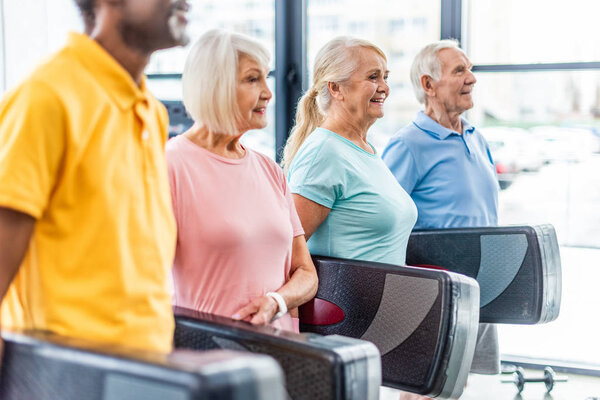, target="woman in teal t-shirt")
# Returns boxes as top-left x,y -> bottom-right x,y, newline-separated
283,37 -> 417,266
